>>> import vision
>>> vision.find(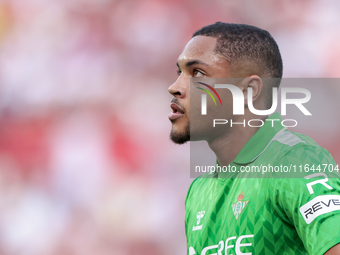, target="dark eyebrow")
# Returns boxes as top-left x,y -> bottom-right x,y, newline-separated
176,60 -> 209,68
